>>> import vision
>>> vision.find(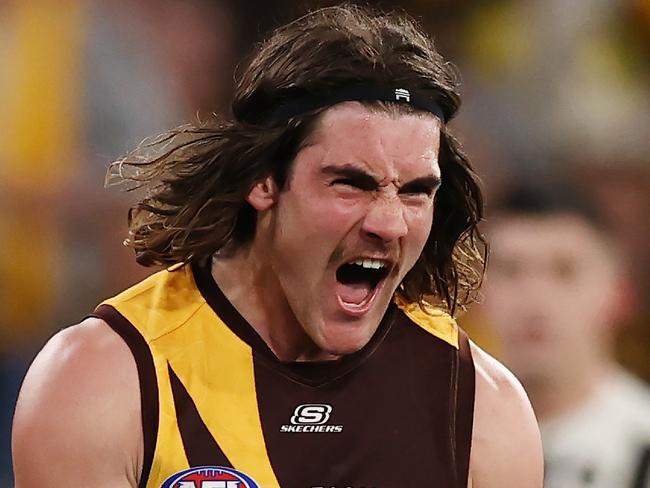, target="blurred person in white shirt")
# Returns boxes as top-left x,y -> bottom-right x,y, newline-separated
481,180 -> 650,488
